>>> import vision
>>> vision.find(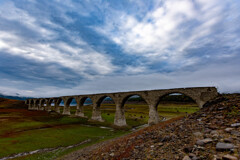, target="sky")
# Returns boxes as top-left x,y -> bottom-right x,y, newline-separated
0,0 -> 240,97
